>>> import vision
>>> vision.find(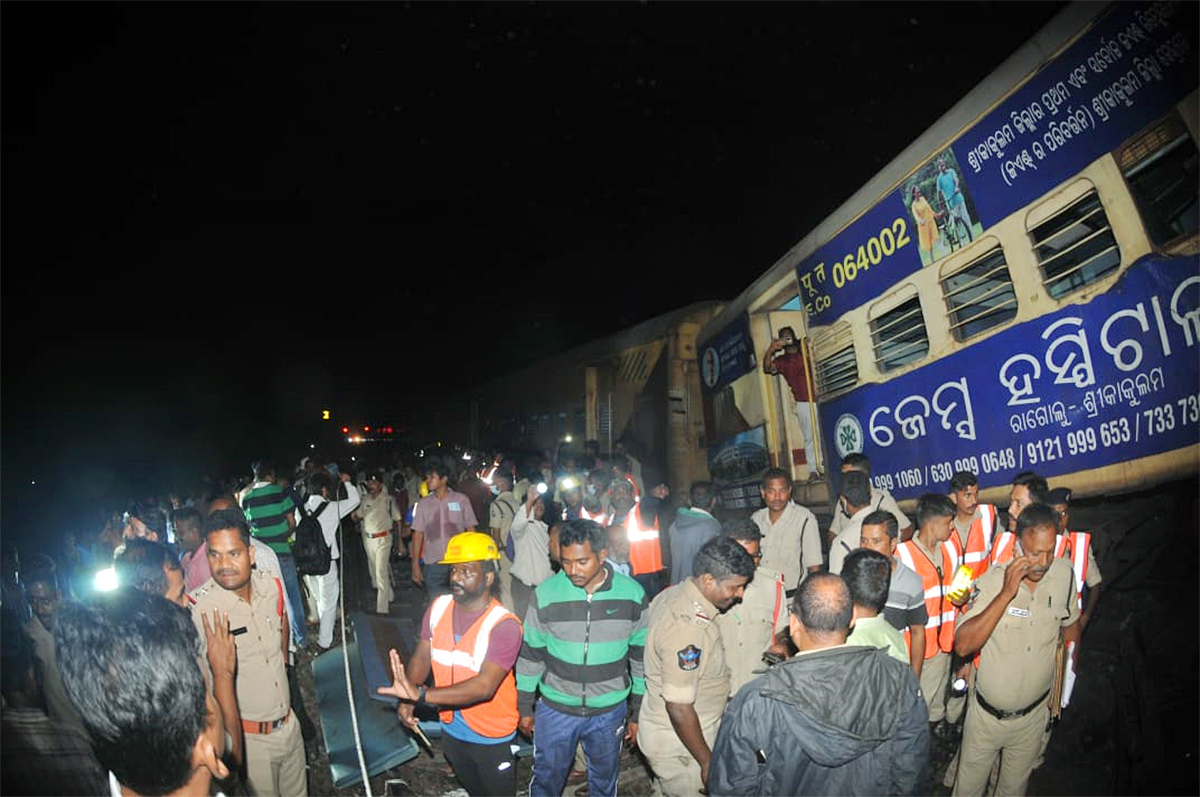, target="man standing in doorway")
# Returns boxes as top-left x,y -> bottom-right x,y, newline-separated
762,326 -> 821,477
